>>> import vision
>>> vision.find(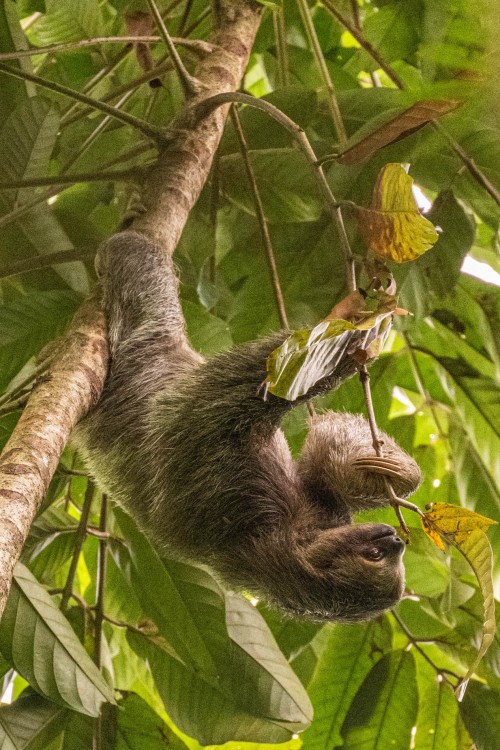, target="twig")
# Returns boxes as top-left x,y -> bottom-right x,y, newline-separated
296,0 -> 347,147
0,394 -> 29,417
273,8 -> 289,88
230,106 -> 289,329
193,91 -> 356,292
0,63 -> 164,142
0,249 -> 95,280
94,495 -> 108,669
145,0 -> 200,96
60,481 -> 95,613
0,36 -> 212,61
178,0 -> 195,36
0,168 -> 141,191
359,366 -> 426,535
0,360 -> 49,407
